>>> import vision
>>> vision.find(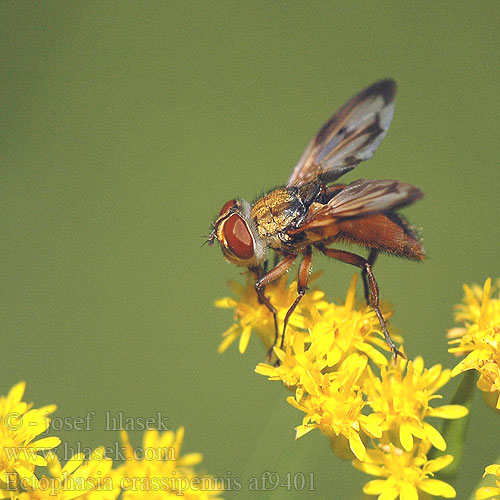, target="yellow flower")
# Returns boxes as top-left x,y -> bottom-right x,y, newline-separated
17,448 -> 119,500
364,357 -> 468,452
287,353 -> 382,461
255,275 -> 393,395
250,275 -> 467,462
448,278 -> 500,409
222,273 -> 395,368
303,274 -> 395,368
220,272 -> 469,497
476,463 -> 500,500
215,272 -> 326,354
354,441 -> 456,500
116,427 -> 223,499
0,382 -> 61,495
255,331 -> 320,400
